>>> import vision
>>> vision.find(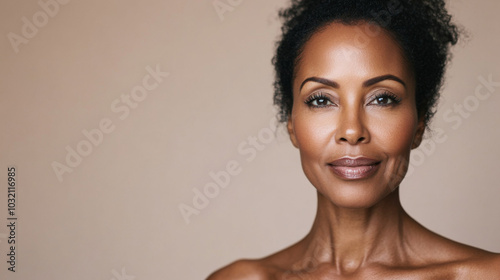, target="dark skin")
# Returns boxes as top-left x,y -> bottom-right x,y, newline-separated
208,22 -> 500,280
